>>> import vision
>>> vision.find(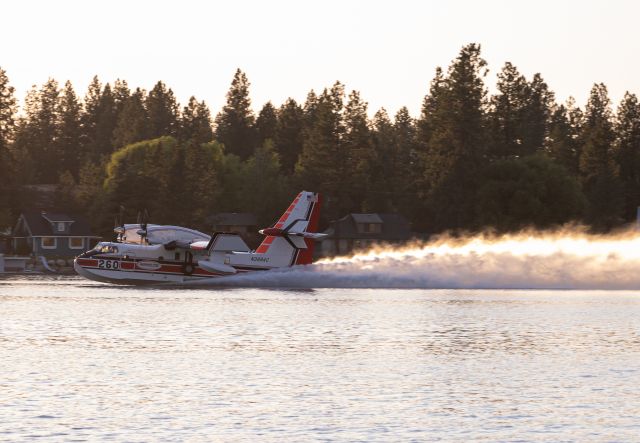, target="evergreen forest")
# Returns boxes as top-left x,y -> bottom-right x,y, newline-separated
1,44 -> 640,238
